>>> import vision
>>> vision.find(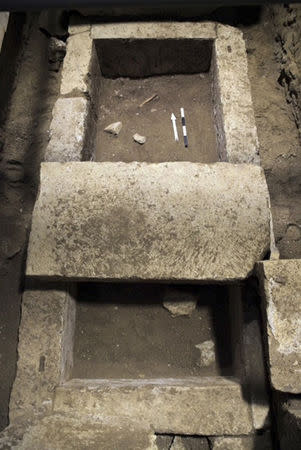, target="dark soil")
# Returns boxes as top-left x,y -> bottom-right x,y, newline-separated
72,283 -> 233,379
95,73 -> 218,163
242,6 -> 301,259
